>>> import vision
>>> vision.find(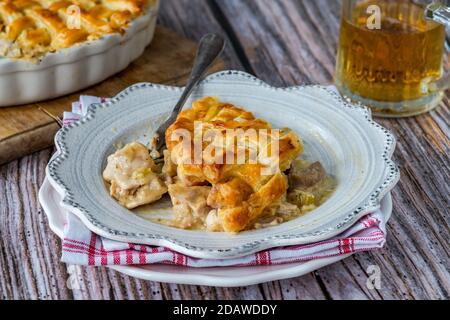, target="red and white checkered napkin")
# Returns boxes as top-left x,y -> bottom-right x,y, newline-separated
60,96 -> 387,267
